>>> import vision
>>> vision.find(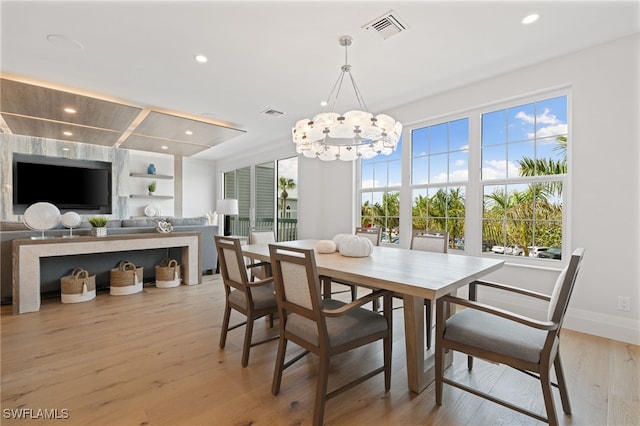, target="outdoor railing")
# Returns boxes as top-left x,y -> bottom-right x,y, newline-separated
231,217 -> 298,242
